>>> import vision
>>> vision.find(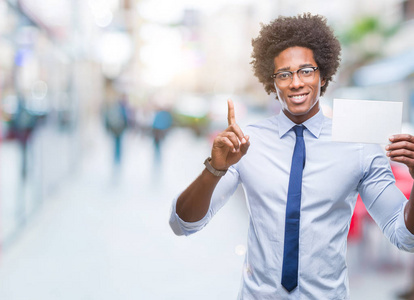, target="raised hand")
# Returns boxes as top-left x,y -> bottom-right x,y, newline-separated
387,134 -> 414,178
210,99 -> 250,171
